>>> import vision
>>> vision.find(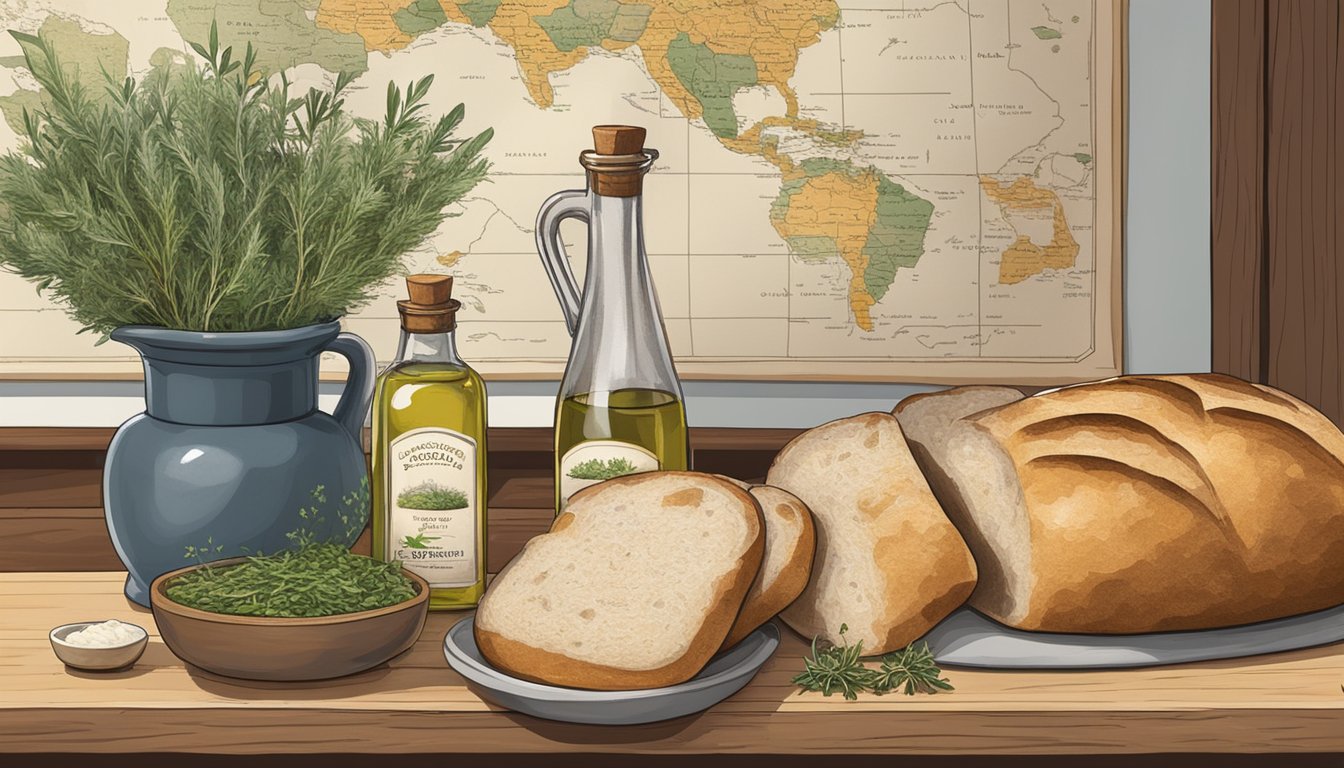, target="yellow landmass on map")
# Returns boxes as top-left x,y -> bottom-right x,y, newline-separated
772,166 -> 881,331
980,176 -> 1080,285
317,0 -> 418,52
